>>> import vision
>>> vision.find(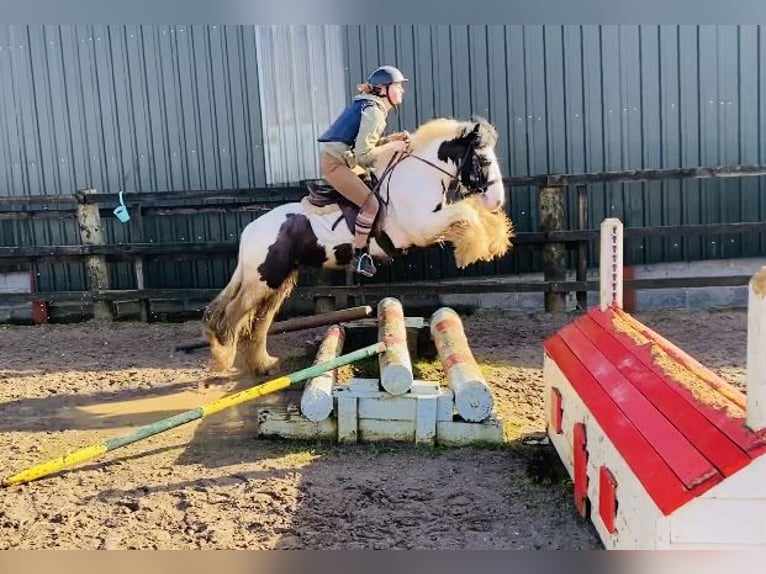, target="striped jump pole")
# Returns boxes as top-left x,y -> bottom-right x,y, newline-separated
377,297 -> 414,395
430,307 -> 494,422
2,341 -> 386,488
300,324 -> 346,422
